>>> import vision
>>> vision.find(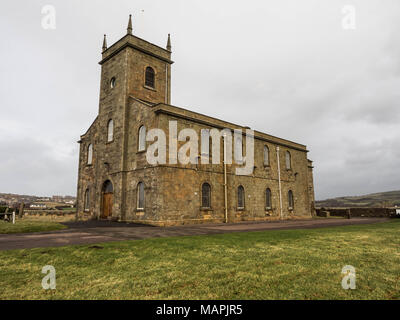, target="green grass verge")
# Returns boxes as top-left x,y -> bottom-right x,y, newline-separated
0,220 -> 67,234
0,221 -> 399,299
